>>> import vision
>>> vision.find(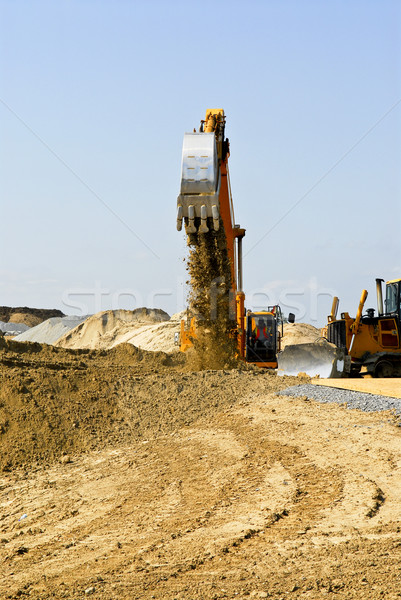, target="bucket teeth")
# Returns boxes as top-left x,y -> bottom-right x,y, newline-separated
212,205 -> 220,230
199,205 -> 209,233
185,221 -> 197,234
176,205 -> 183,231
185,205 -> 197,234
